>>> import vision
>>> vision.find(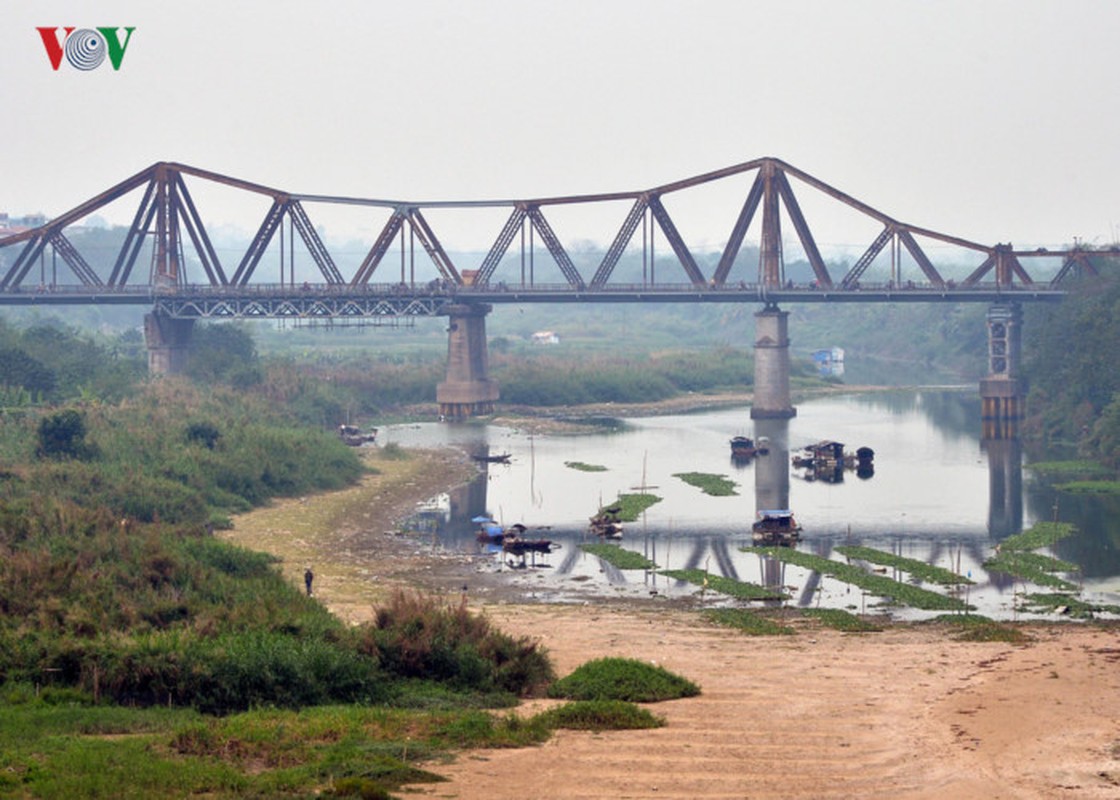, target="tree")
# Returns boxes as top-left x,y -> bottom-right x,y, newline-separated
36,409 -> 97,460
